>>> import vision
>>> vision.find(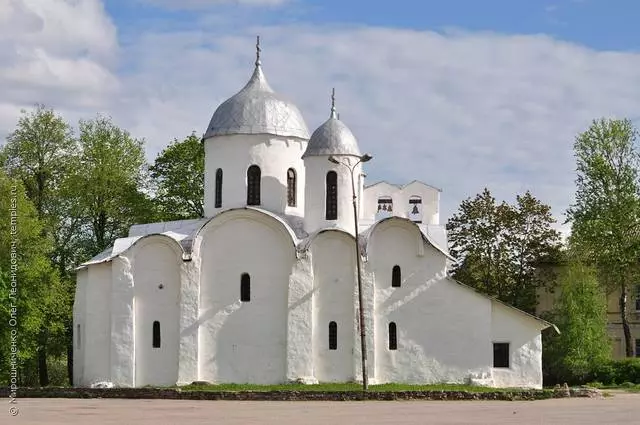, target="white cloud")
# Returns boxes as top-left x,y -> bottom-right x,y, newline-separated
3,2 -> 640,228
